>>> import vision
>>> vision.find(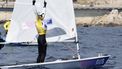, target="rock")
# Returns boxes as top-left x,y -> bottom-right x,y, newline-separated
0,12 -> 12,21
